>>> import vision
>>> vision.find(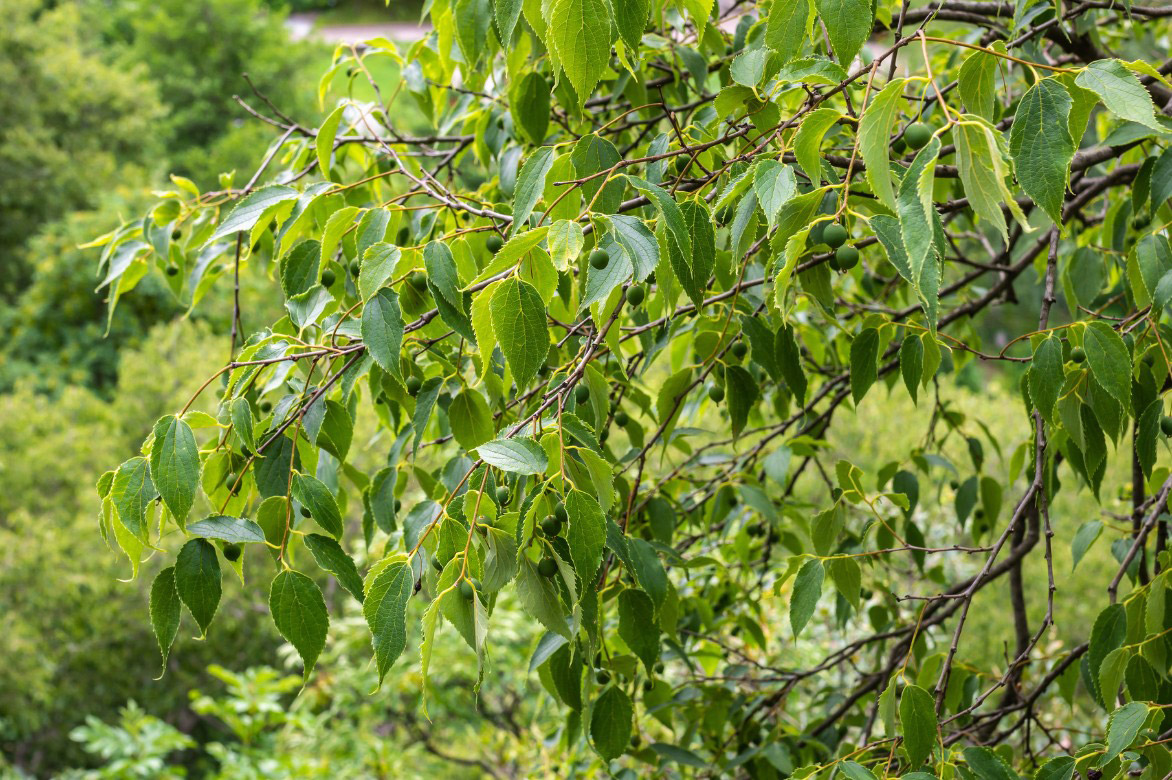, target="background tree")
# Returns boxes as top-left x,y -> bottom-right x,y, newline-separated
89,0 -> 1172,777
